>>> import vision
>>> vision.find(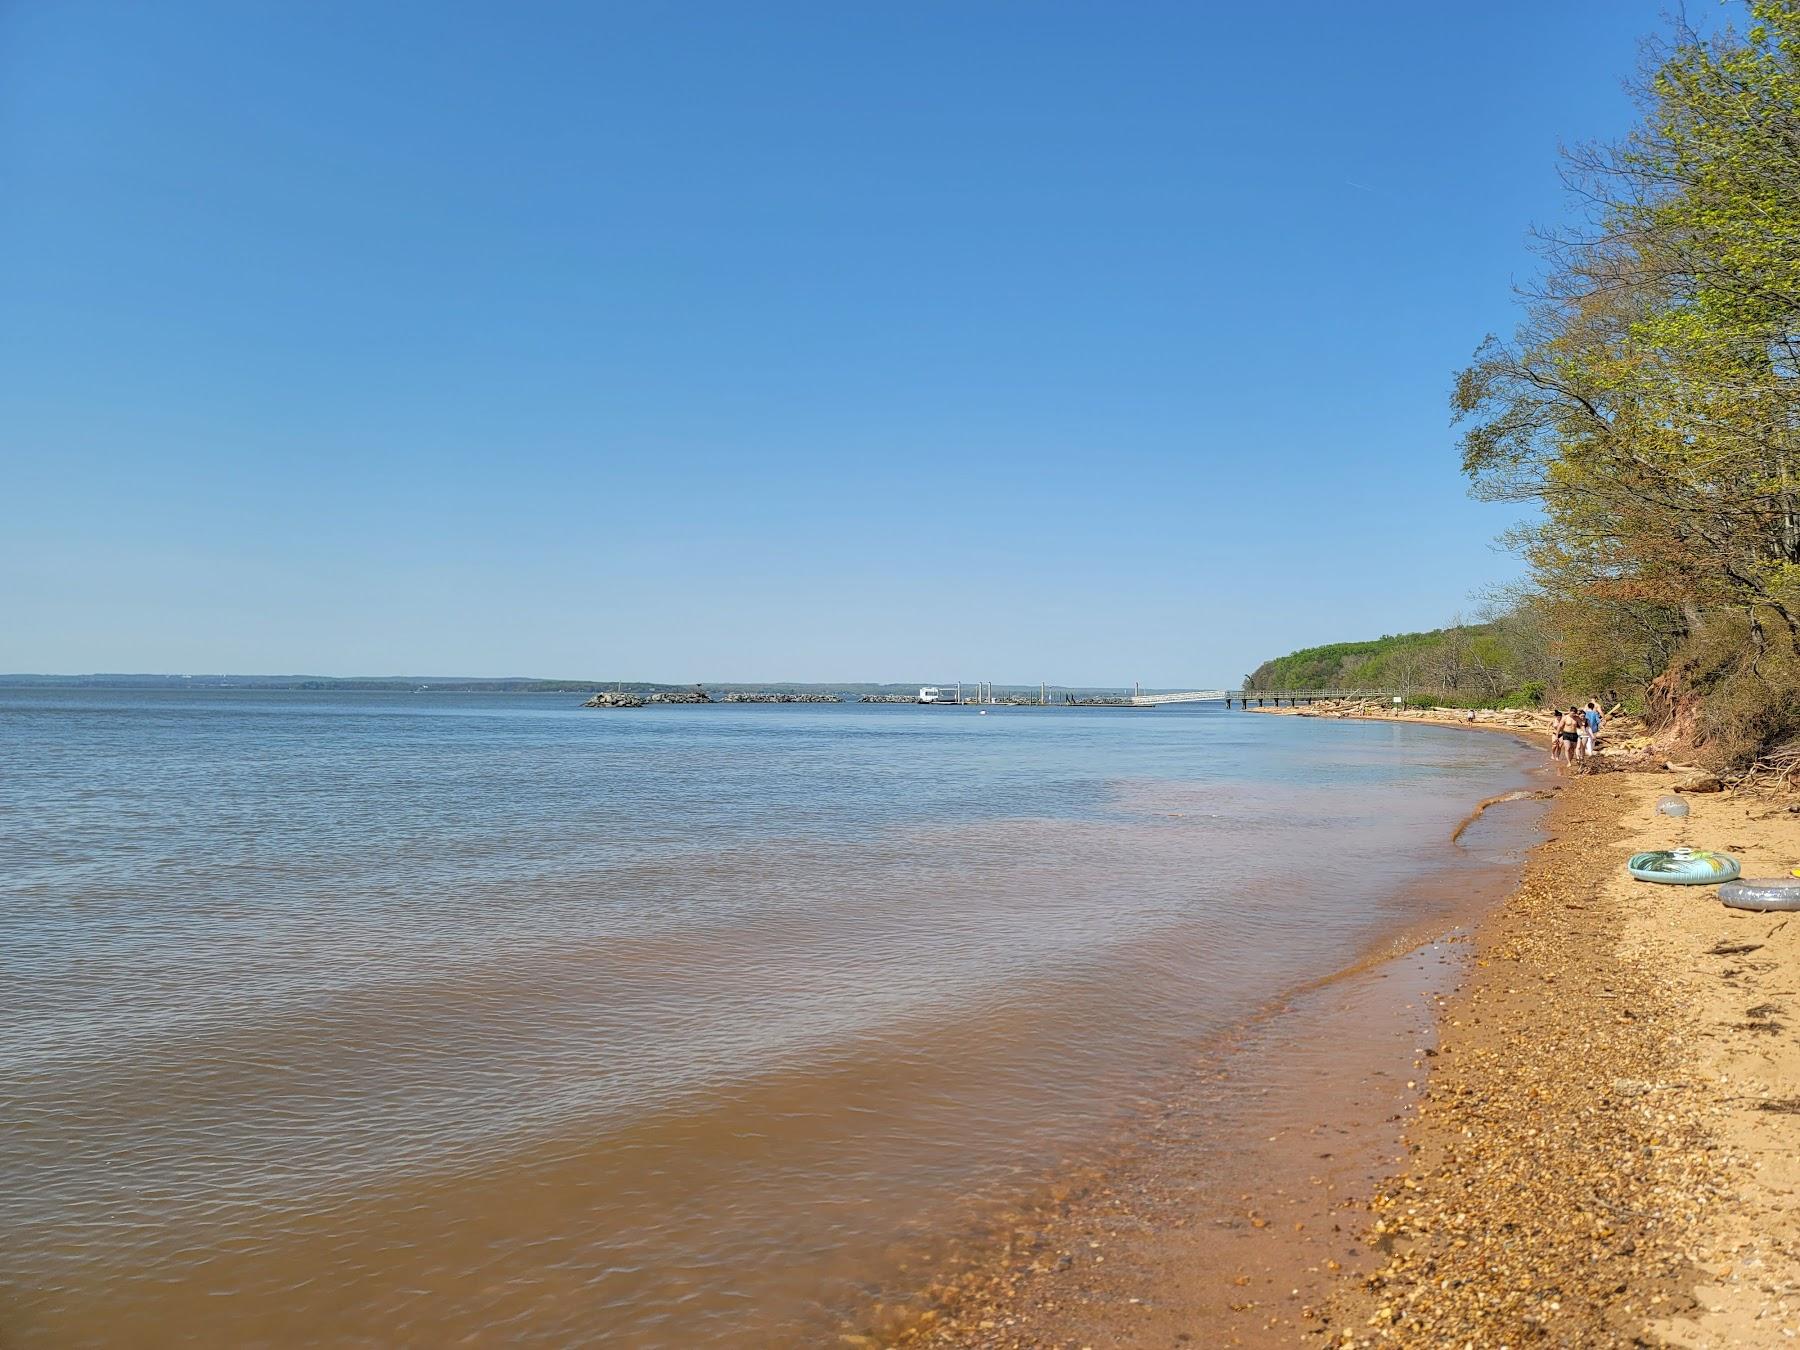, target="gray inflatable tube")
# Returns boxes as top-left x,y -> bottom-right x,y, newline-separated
1720,879 -> 1800,912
